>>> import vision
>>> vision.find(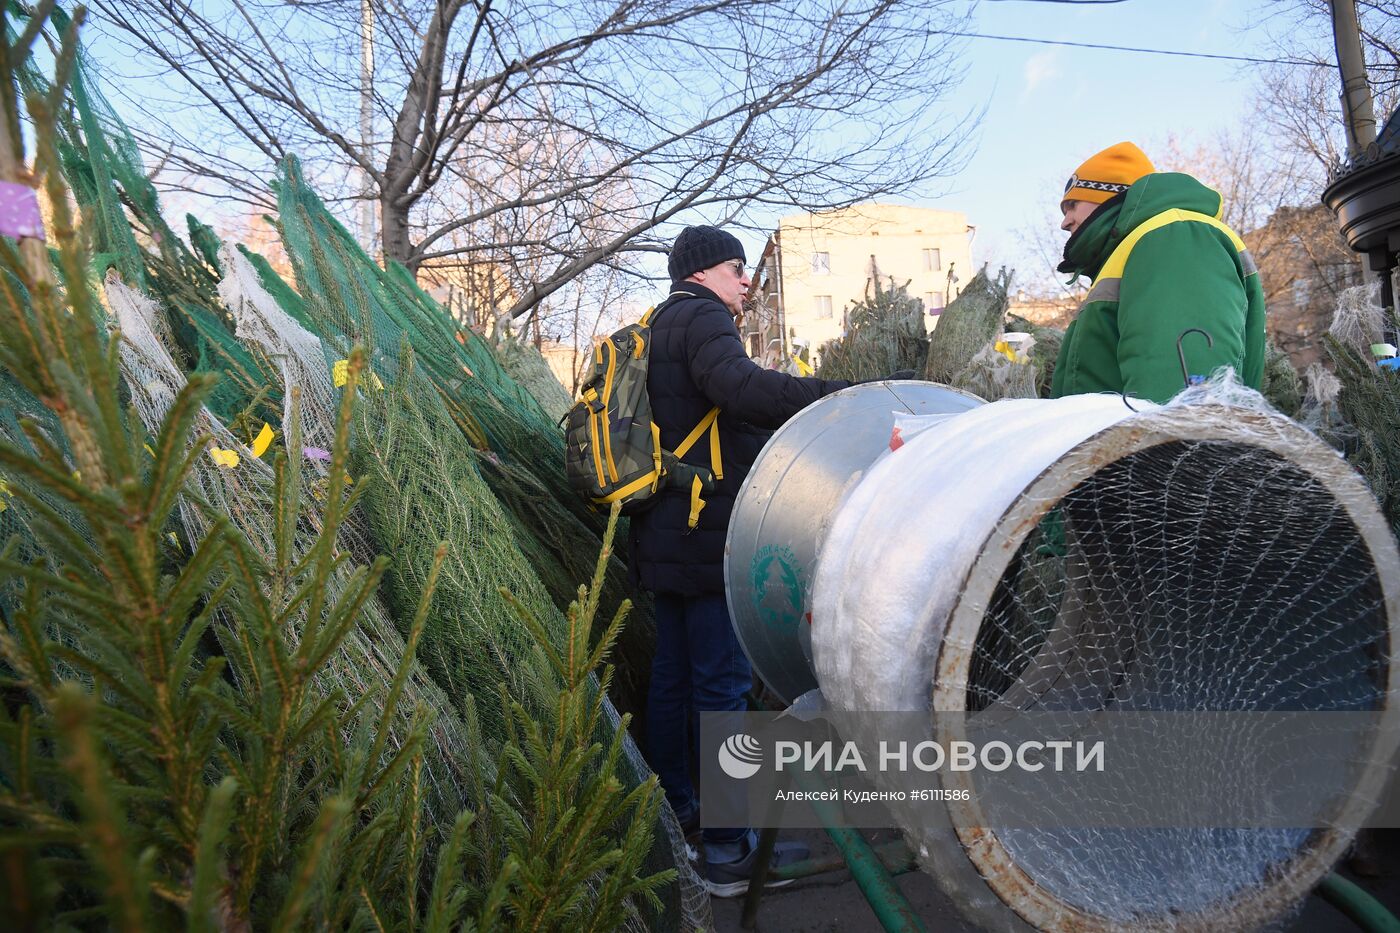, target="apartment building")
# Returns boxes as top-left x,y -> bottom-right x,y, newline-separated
746,204 -> 974,368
